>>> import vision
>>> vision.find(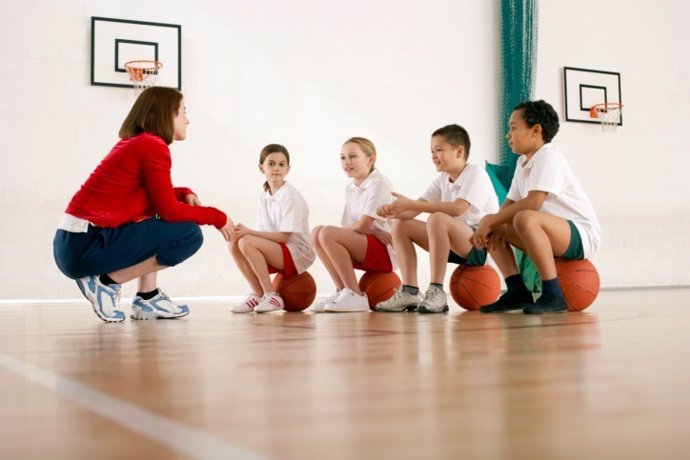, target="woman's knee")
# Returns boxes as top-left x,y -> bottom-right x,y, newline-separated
157,223 -> 203,266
